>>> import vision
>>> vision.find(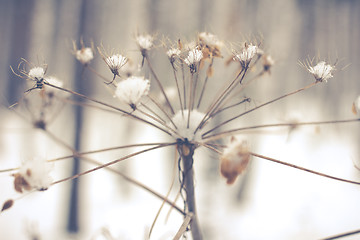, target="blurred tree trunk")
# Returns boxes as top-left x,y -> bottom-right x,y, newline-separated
6,0 -> 35,105
67,0 -> 95,233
